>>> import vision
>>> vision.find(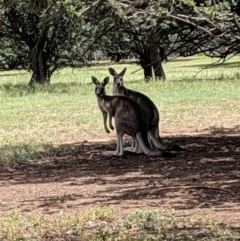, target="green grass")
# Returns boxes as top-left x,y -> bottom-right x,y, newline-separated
0,56 -> 240,162
1,55 -> 240,240
0,207 -> 238,240
0,206 -> 115,241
